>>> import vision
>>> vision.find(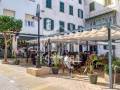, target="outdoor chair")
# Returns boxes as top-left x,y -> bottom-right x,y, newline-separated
60,59 -> 74,77
71,61 -> 82,73
60,59 -> 66,73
